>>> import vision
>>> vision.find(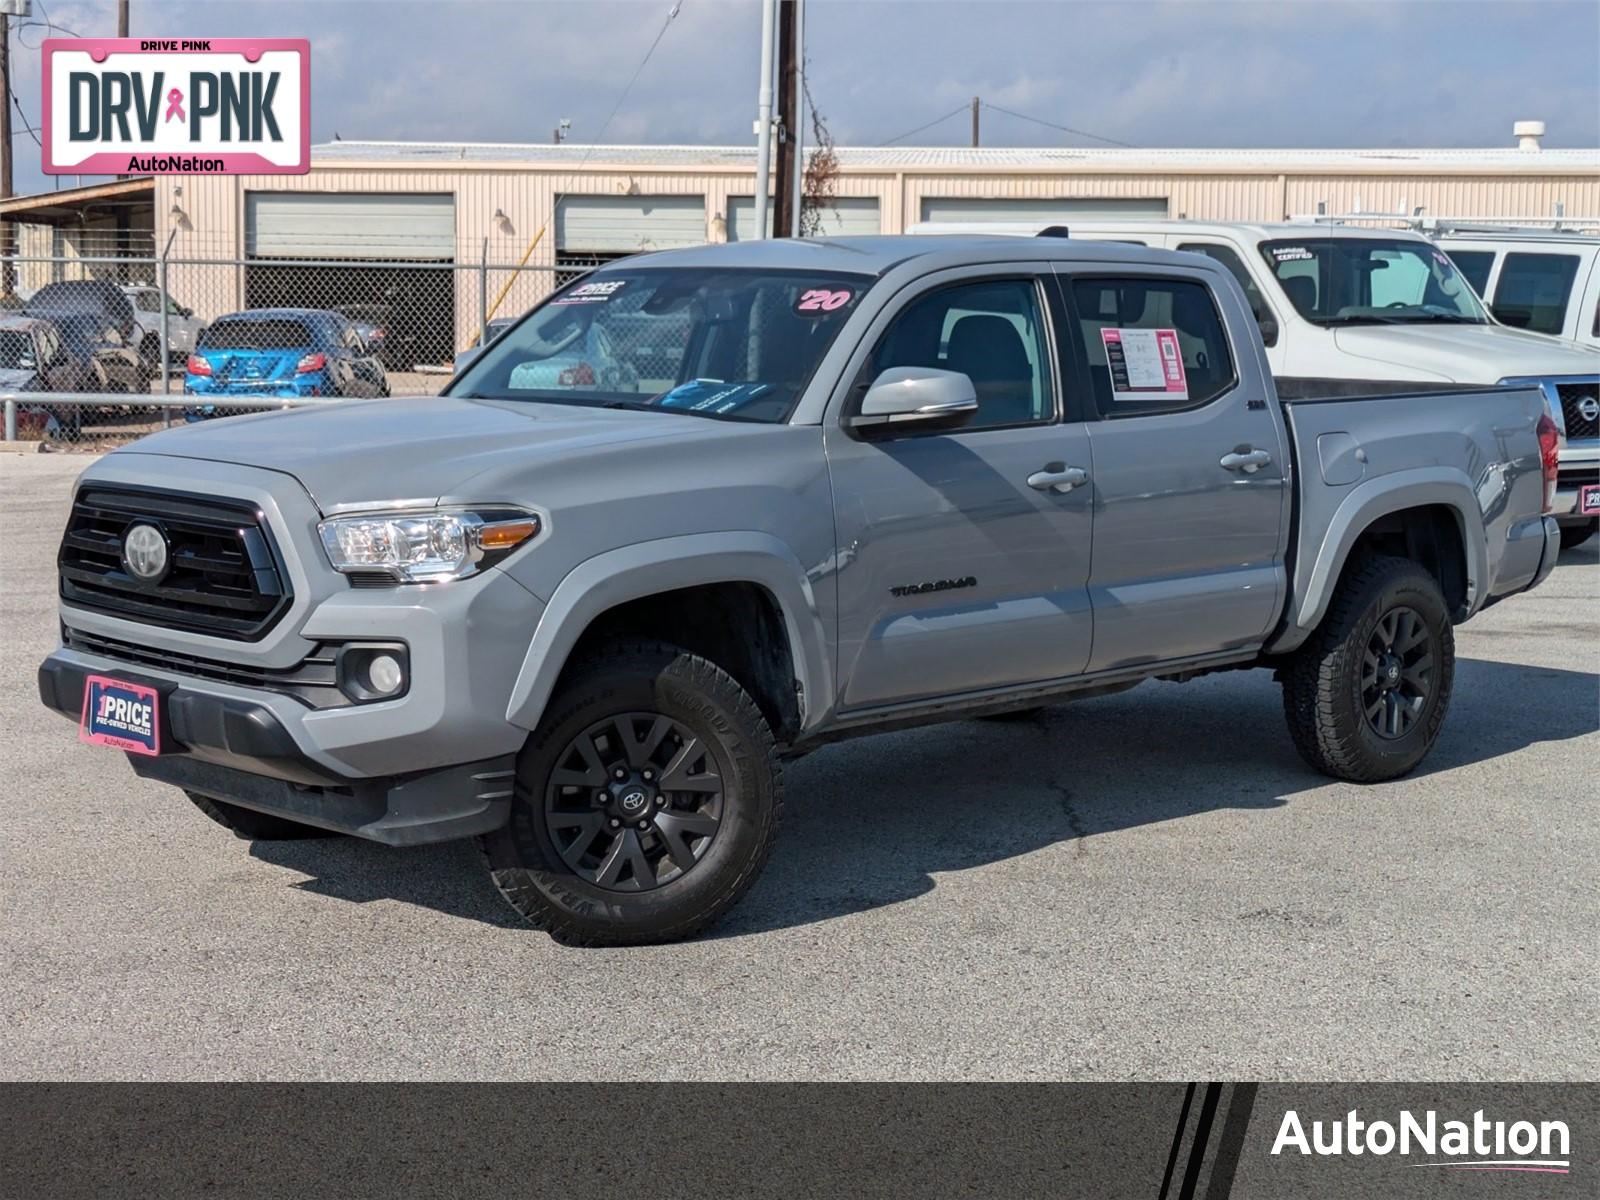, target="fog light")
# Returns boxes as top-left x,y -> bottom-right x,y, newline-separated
367,653 -> 404,696
335,643 -> 410,704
